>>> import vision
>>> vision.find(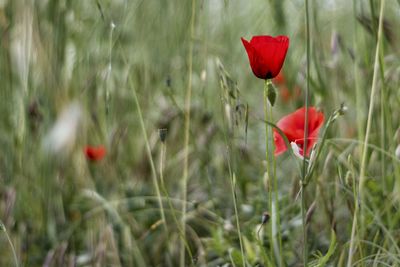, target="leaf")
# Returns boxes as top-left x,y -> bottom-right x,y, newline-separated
313,229 -> 337,267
